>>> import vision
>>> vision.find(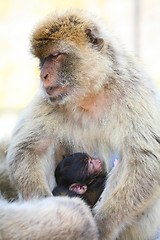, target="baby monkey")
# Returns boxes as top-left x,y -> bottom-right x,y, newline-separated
52,153 -> 107,208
